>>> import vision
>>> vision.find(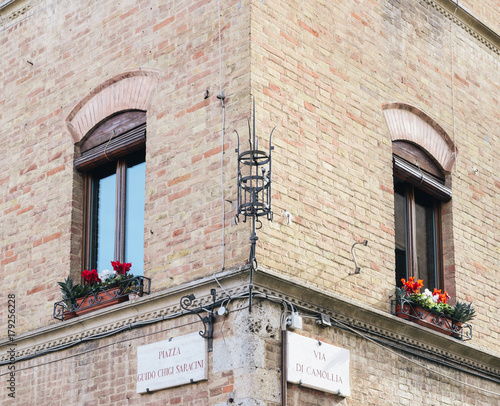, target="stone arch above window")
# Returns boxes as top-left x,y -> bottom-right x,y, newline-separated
382,102 -> 457,173
66,69 -> 159,143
